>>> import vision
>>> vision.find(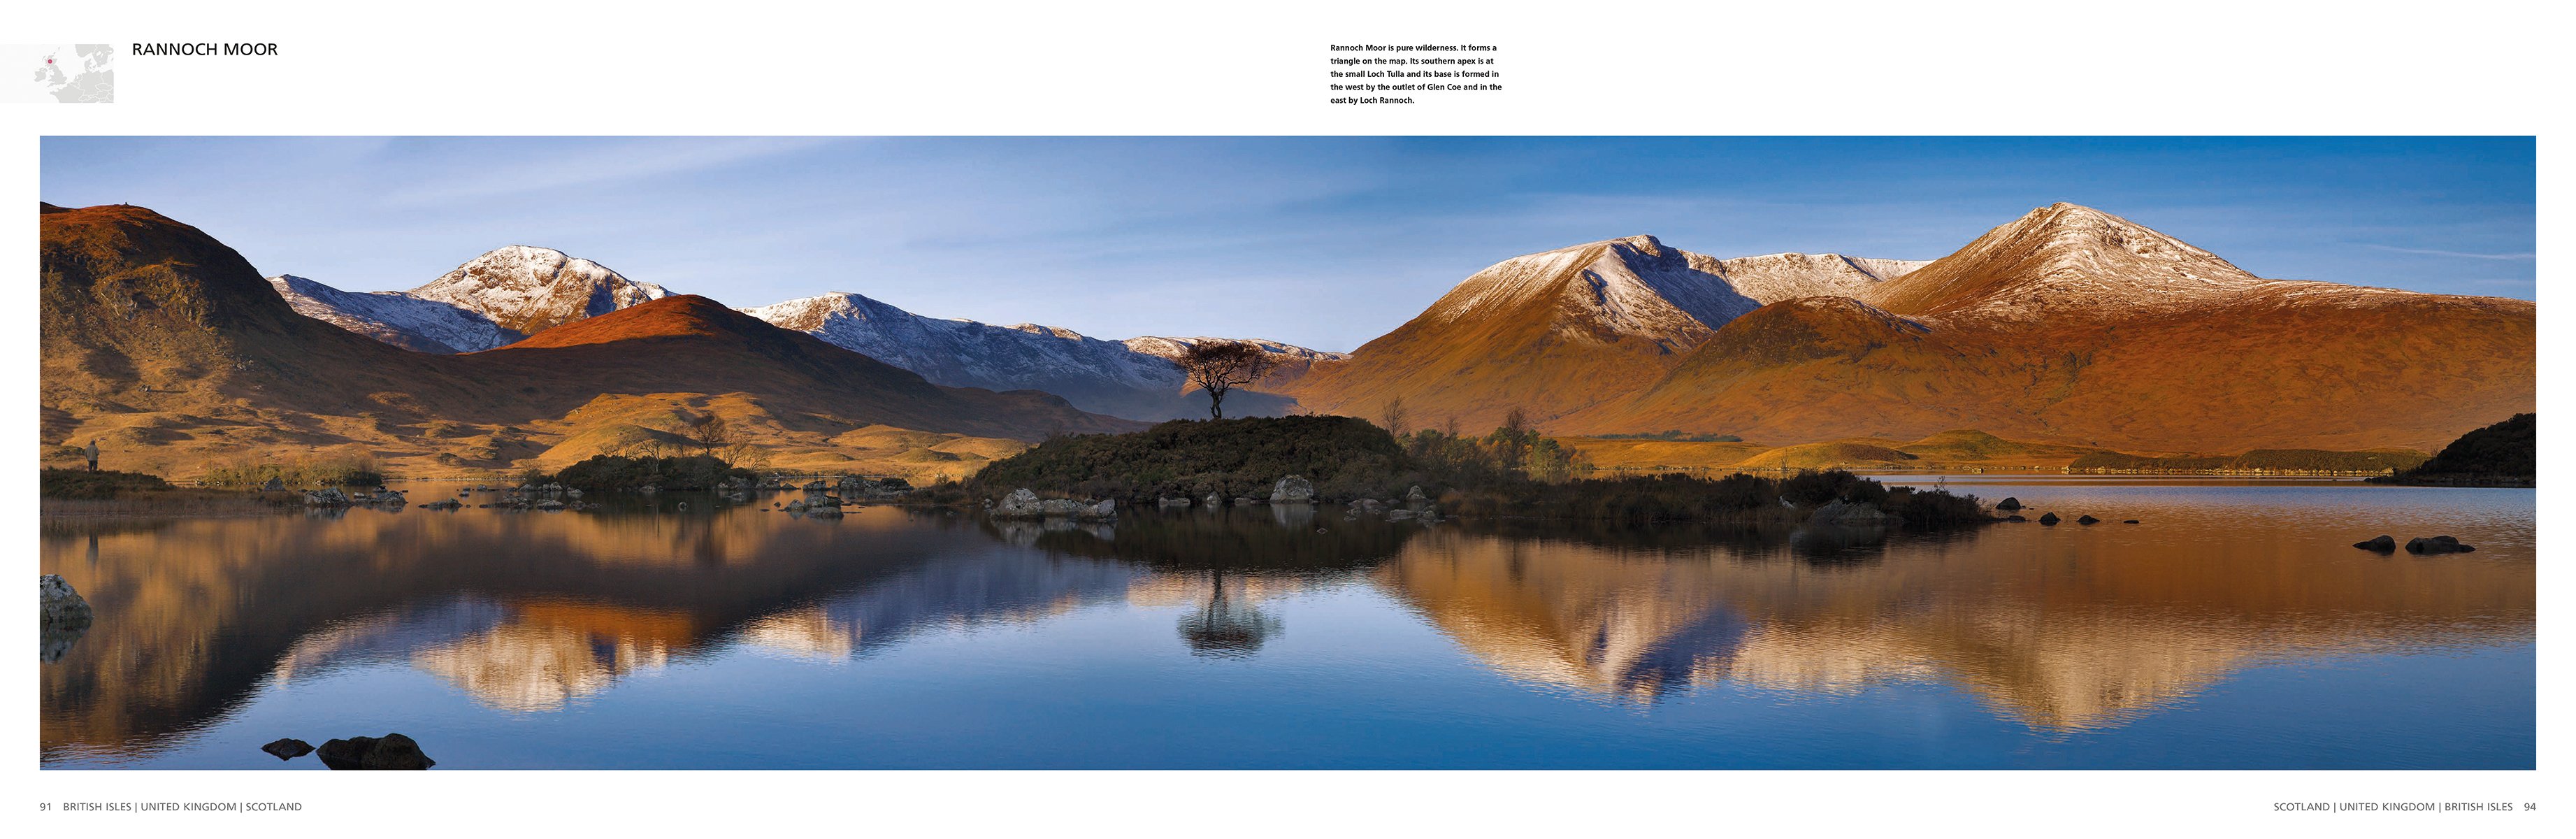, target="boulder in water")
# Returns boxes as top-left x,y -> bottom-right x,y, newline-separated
2038,512 -> 2061,526
993,489 -> 1047,518
2353,535 -> 2398,552
1271,475 -> 1316,504
41,574 -> 92,629
2405,535 -> 2475,554
261,738 -> 314,761
1995,496 -> 2022,511
2076,515 -> 2100,525
316,733 -> 436,770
